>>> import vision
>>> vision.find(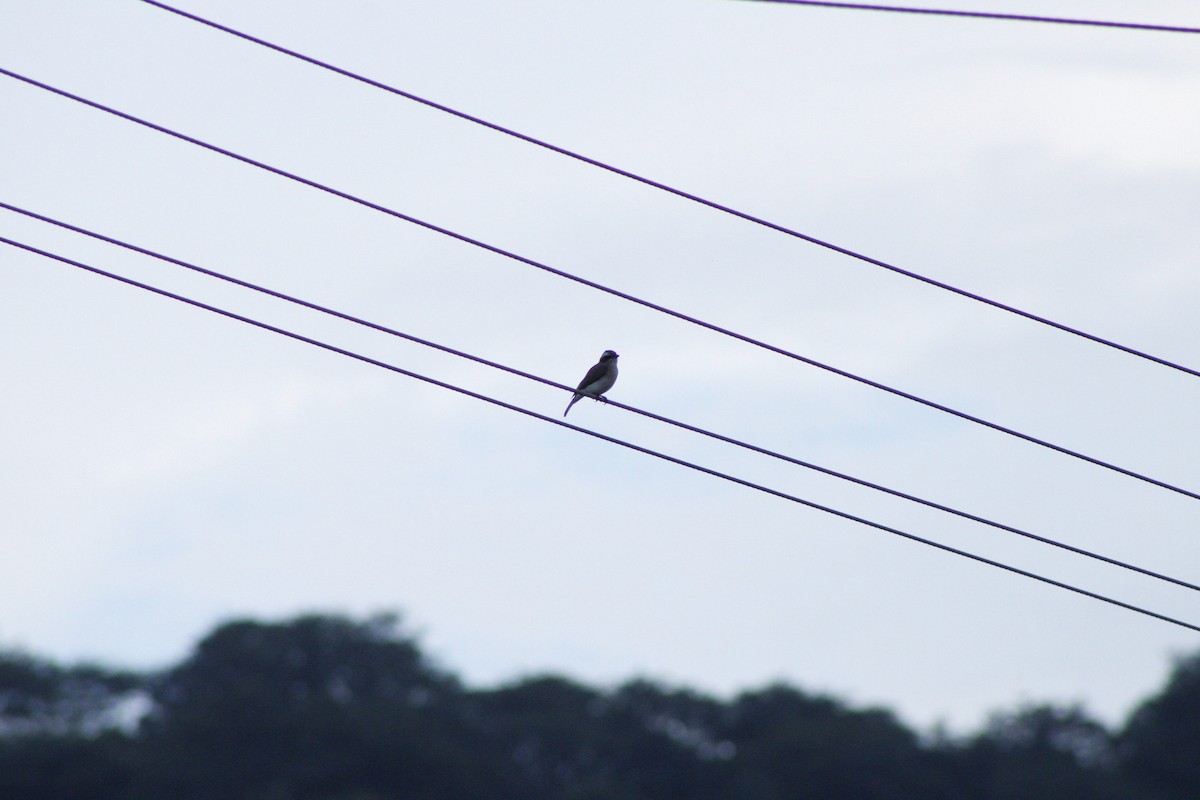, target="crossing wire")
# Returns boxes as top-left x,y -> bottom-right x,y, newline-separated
138,0 -> 1200,380
3,64 -> 1197,503
4,232 -> 1199,635
5,198 -> 1197,596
